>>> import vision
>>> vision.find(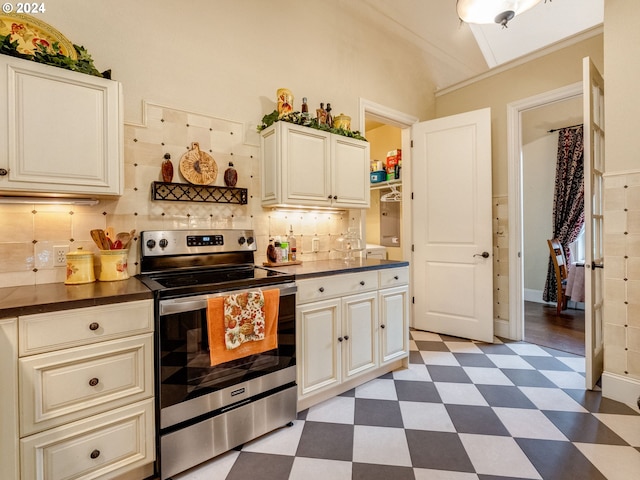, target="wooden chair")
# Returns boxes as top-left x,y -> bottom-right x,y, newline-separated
547,238 -> 569,314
